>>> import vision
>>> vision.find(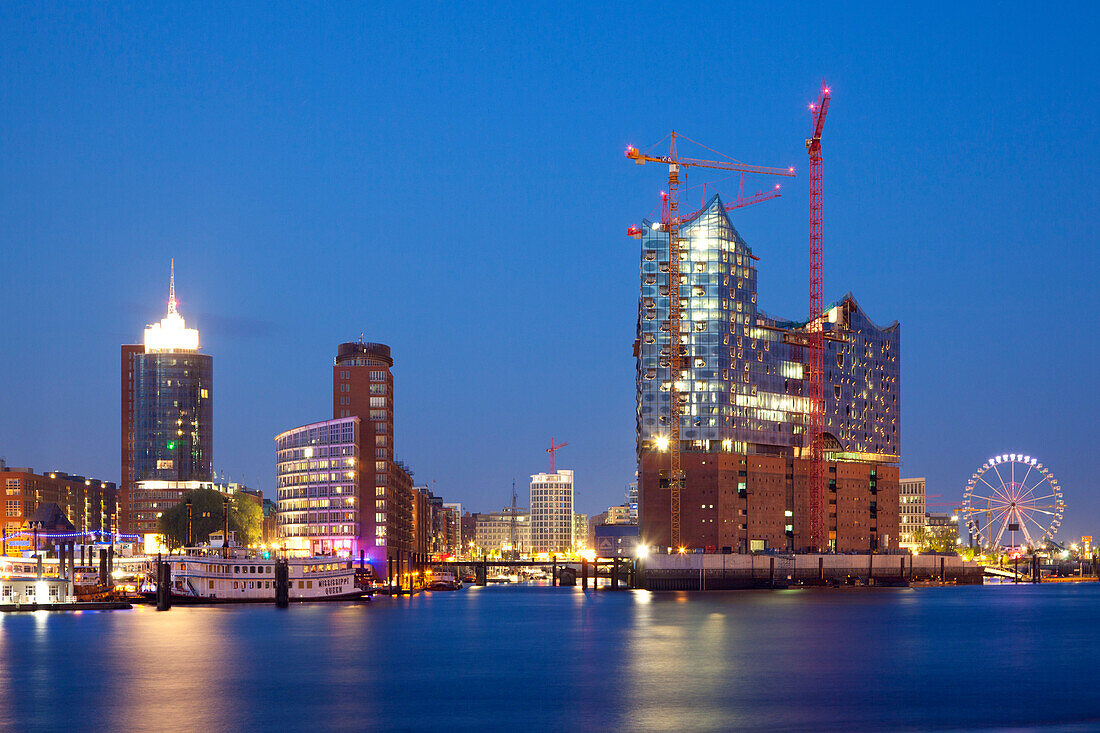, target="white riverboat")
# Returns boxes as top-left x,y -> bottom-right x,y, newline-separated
139,538 -> 367,603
